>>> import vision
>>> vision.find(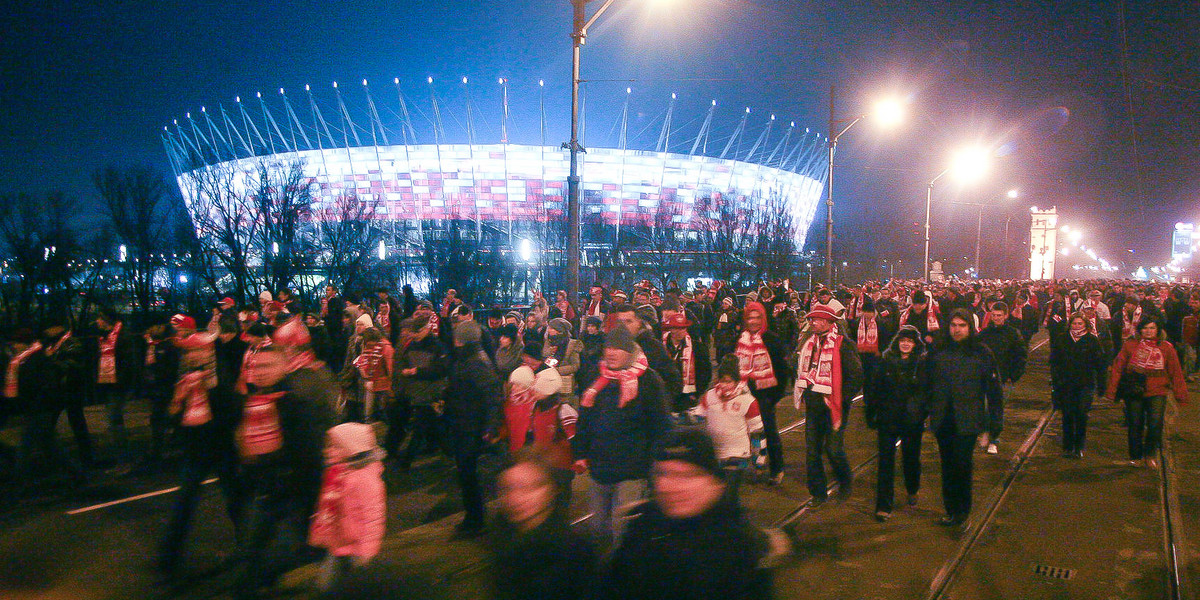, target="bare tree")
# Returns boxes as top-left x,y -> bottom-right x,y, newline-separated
312,191 -> 386,293
696,192 -> 755,283
249,161 -> 315,297
93,165 -> 175,316
750,191 -> 799,281
0,192 -> 81,325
